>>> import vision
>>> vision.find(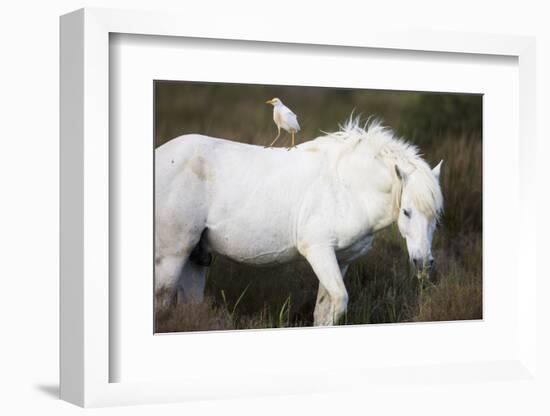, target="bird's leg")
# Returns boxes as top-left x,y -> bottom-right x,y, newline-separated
266,127 -> 281,148
287,132 -> 297,151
